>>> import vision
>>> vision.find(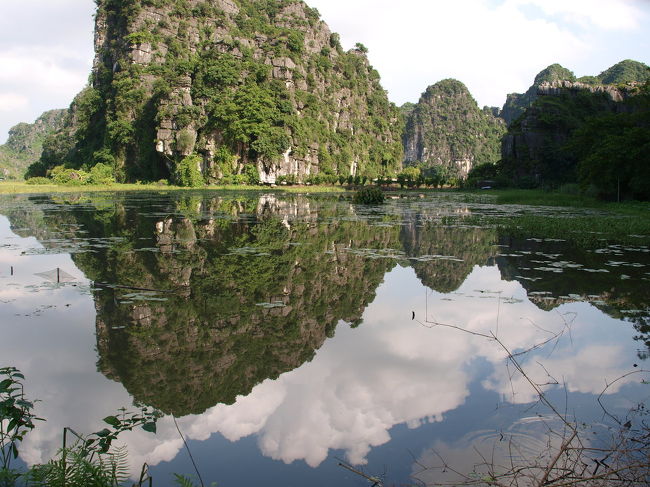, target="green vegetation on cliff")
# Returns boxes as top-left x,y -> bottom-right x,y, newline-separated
579,59 -> 650,85
499,75 -> 650,199
500,61 -> 649,127
402,79 -> 505,180
497,59 -> 650,199
0,110 -> 66,179
30,0 -> 403,186
572,91 -> 650,200
501,63 -> 576,126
